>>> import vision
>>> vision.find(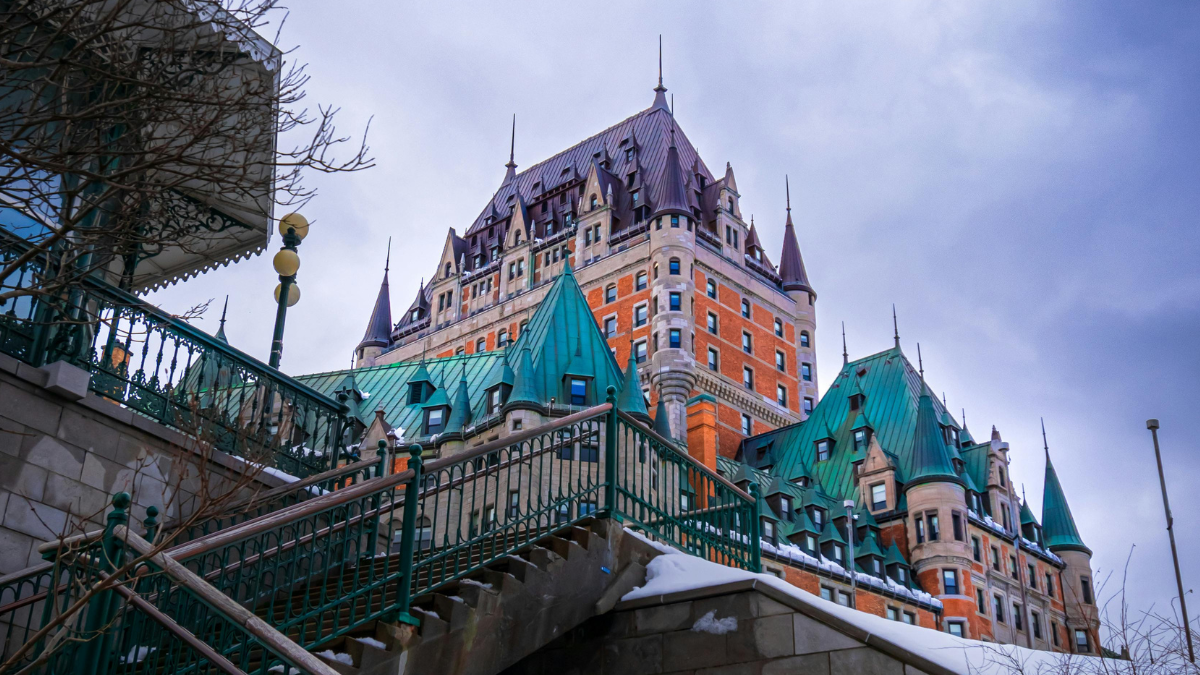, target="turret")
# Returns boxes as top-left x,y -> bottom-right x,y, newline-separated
778,177 -> 818,413
1041,426 -> 1099,652
356,250 -> 392,368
